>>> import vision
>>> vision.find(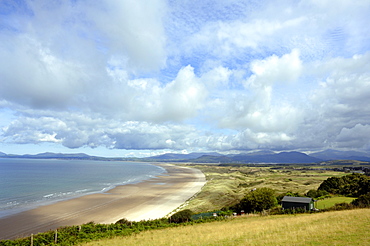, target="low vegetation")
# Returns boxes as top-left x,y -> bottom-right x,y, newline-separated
181,164 -> 348,212
84,209 -> 370,246
0,217 -> 225,246
231,187 -> 277,213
